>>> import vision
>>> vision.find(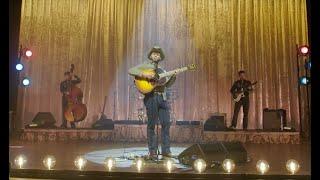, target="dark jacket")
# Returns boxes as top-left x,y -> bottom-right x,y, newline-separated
230,79 -> 252,97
